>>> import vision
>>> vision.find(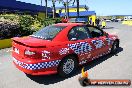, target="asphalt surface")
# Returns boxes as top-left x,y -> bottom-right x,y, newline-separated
0,22 -> 132,88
